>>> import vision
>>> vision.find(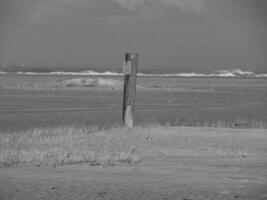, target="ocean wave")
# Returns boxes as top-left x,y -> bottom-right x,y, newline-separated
138,73 -> 210,77
138,70 -> 255,77
16,72 -> 45,75
7,69 -> 267,78
49,70 -> 122,76
15,70 -> 122,76
254,74 -> 267,78
137,69 -> 258,77
216,69 -> 254,76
